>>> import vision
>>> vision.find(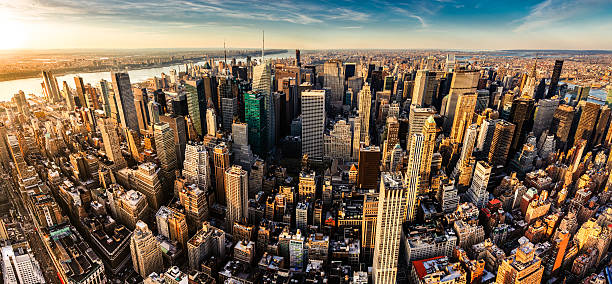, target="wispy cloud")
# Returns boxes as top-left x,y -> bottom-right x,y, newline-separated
394,7 -> 429,28
514,0 -> 608,32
